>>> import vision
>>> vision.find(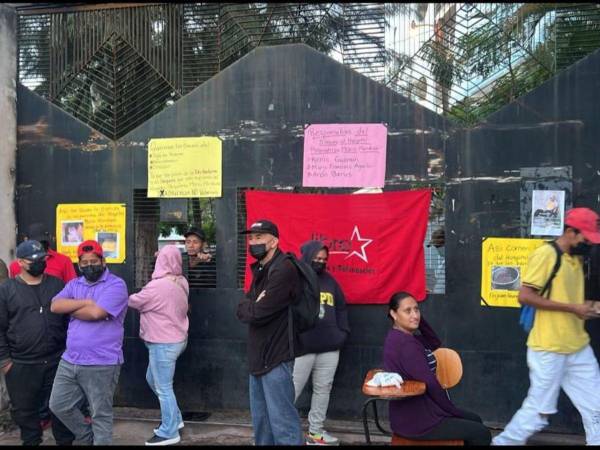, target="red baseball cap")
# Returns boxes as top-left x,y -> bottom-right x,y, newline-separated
565,208 -> 600,244
77,240 -> 104,258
